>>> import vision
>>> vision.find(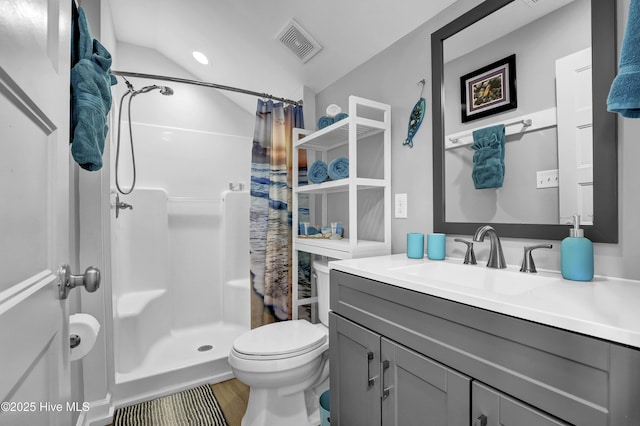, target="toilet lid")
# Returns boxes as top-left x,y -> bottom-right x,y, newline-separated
233,320 -> 327,359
